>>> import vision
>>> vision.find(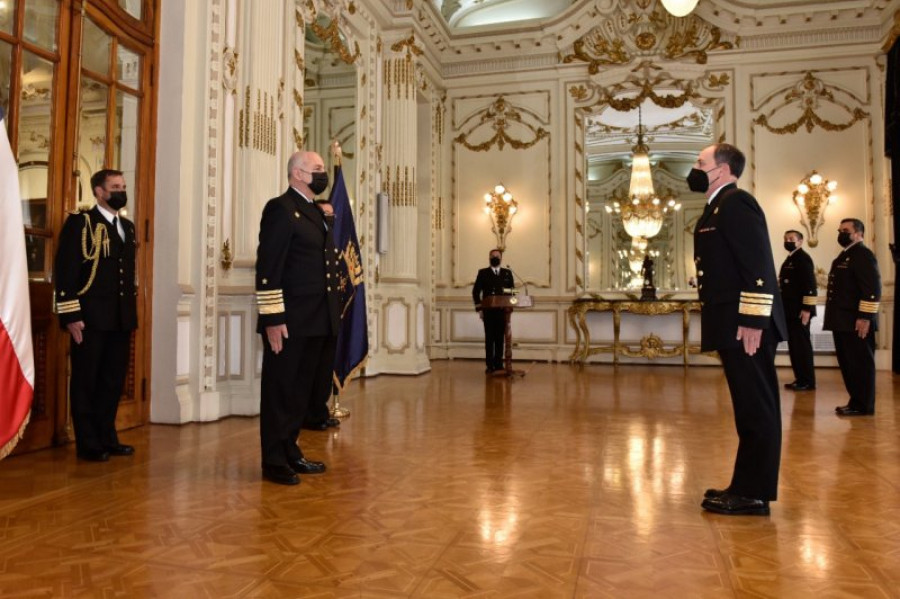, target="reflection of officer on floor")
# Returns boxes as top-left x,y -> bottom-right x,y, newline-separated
824,218 -> 881,416
779,230 -> 817,391
54,169 -> 137,463
472,249 -> 514,373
